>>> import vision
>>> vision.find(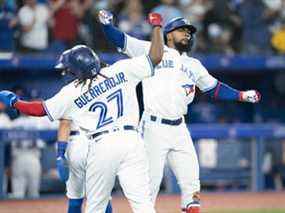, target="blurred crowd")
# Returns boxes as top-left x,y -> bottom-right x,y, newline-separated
0,86 -> 59,199
1,0 -> 285,54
